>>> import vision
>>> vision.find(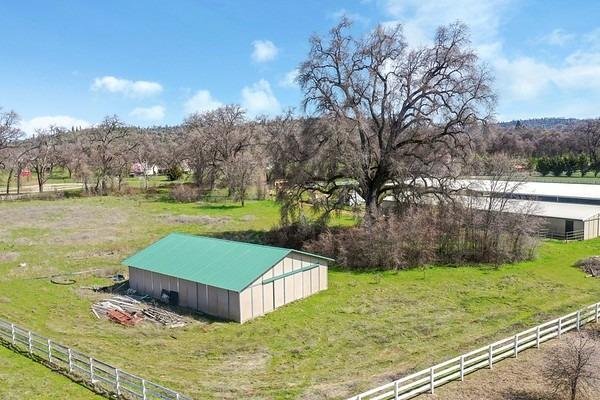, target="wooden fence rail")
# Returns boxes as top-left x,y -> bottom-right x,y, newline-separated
0,318 -> 191,400
347,301 -> 600,400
